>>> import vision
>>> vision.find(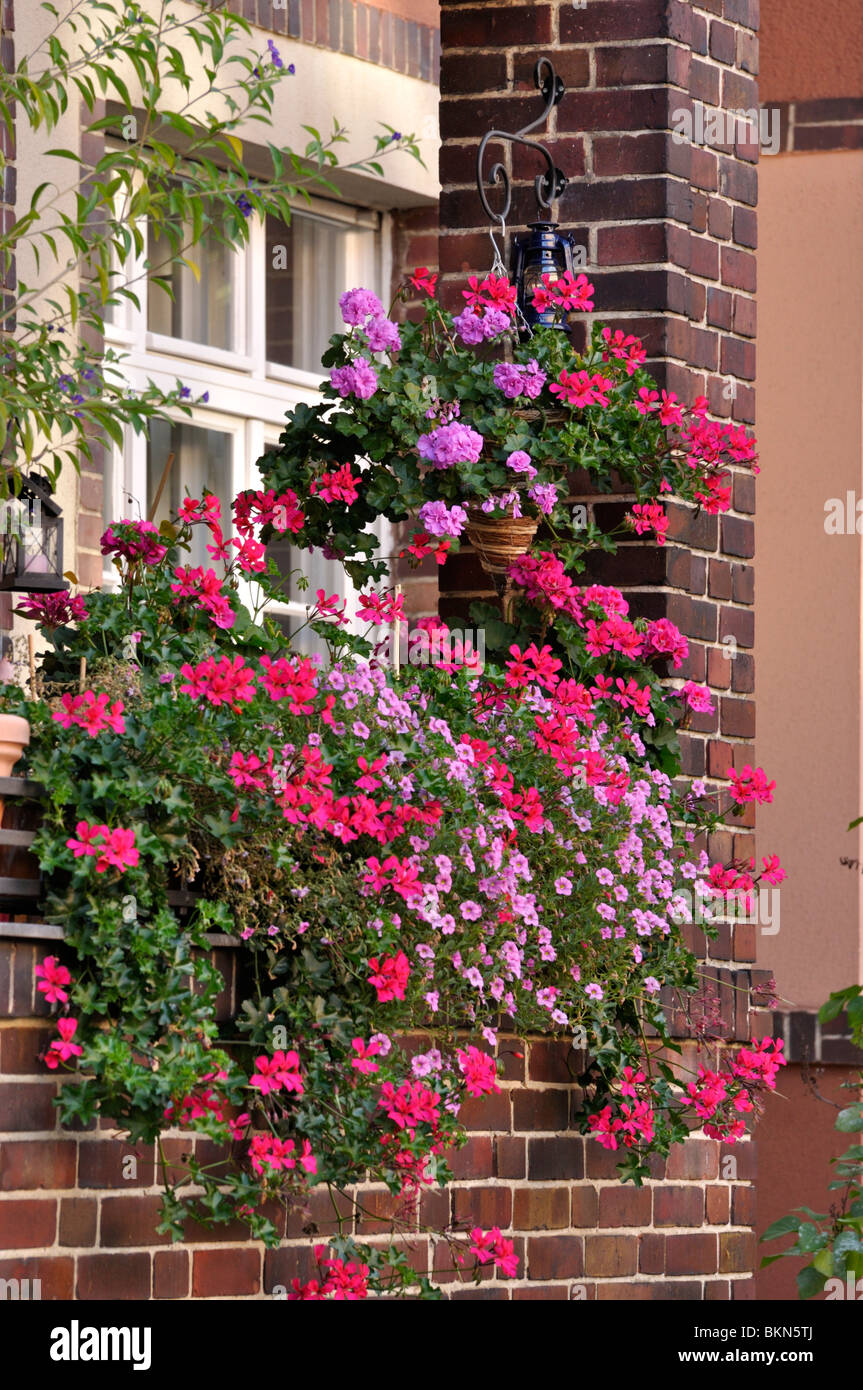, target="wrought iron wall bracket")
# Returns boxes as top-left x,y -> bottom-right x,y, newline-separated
476,57 -> 567,229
